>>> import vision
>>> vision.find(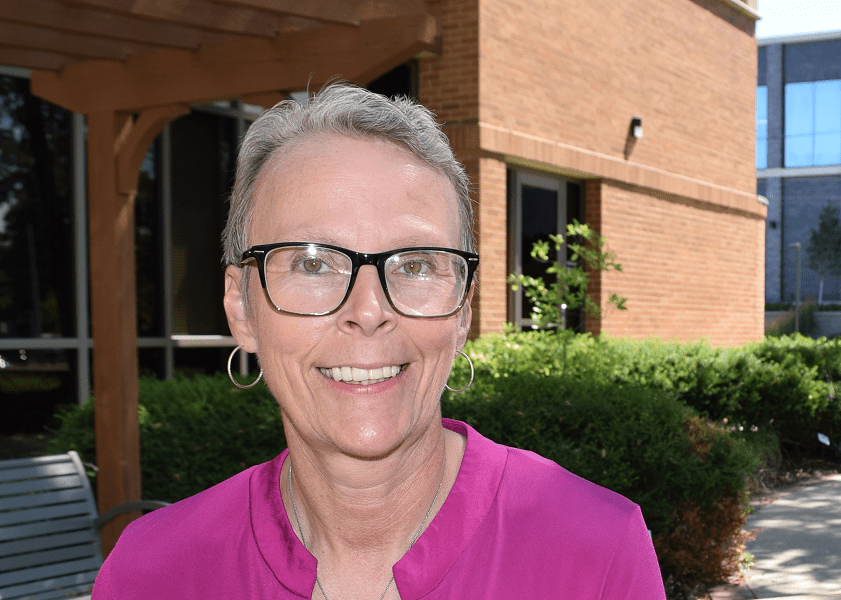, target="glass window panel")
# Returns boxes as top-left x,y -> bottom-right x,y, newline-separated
785,135 -> 813,167
0,76 -> 74,338
814,80 -> 841,134
814,132 -> 841,166
756,86 -> 768,140
757,138 -> 768,169
170,112 -> 236,335
0,348 -> 78,434
136,141 -> 164,336
785,83 -> 814,136
520,185 -> 558,321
